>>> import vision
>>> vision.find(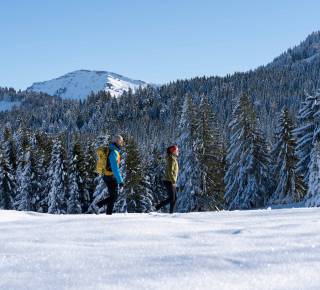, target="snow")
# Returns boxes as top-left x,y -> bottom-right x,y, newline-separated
1,208 -> 320,290
0,100 -> 20,112
27,70 -> 148,100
